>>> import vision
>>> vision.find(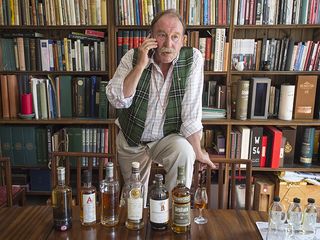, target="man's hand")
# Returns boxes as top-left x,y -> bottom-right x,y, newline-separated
196,149 -> 217,169
136,37 -> 158,69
